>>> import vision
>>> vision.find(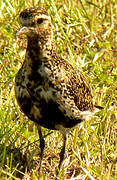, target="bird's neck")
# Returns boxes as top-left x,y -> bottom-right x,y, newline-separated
27,33 -> 55,61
